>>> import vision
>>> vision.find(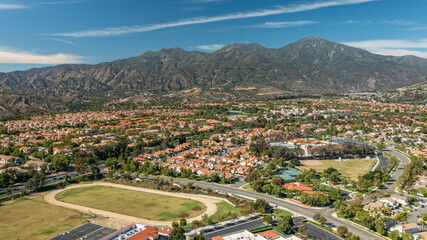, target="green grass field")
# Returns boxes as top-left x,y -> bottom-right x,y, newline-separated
0,197 -> 91,240
273,209 -> 293,219
210,201 -> 241,222
55,186 -> 207,221
300,158 -> 375,179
